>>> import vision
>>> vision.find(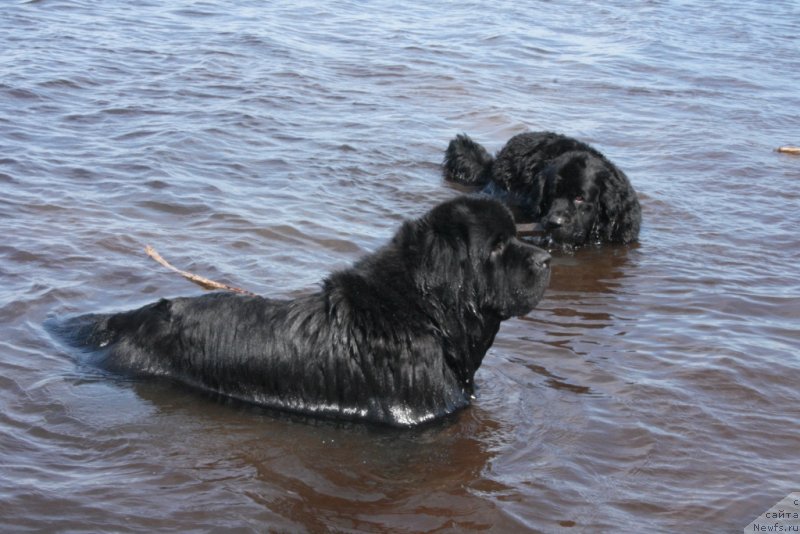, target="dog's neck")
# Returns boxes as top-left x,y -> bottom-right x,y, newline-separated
325,255 -> 502,395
